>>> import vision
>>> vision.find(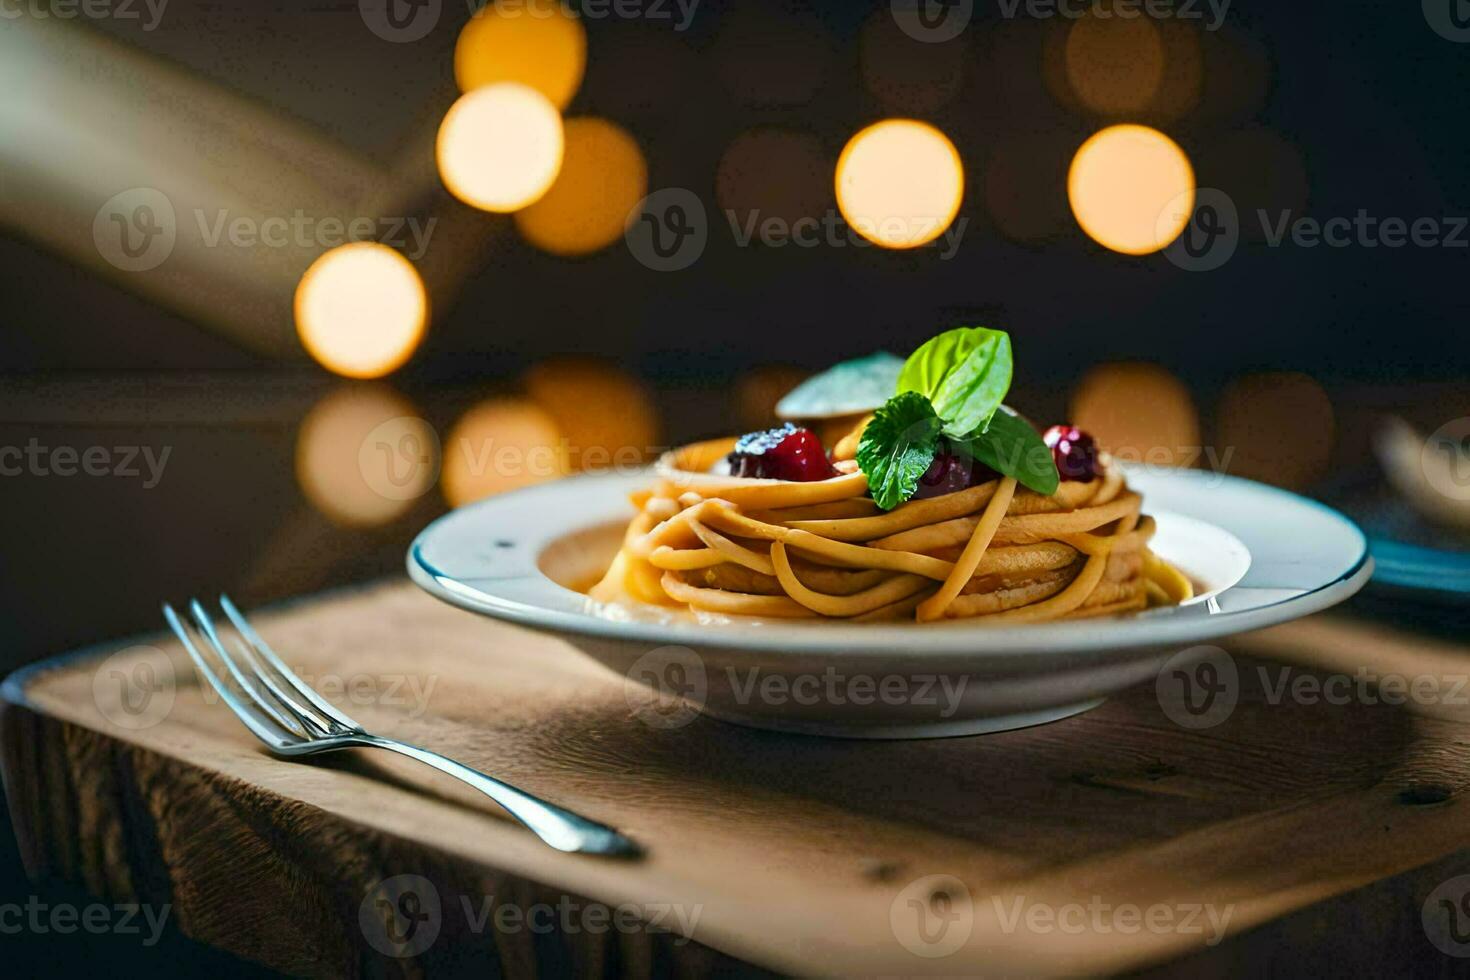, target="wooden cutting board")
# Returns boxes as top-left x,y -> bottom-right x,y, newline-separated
4,580 -> 1470,978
